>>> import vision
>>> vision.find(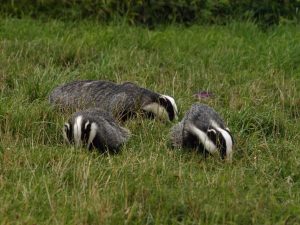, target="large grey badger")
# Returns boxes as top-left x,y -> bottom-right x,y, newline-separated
49,80 -> 178,122
63,108 -> 131,153
170,103 -> 234,161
